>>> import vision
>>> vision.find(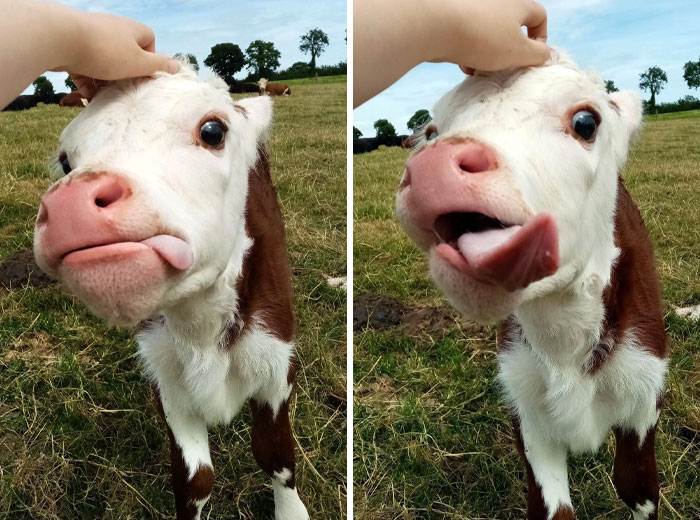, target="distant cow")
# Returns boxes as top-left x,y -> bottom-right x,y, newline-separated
59,91 -> 89,107
258,78 -> 291,96
353,137 -> 380,154
228,81 -> 260,94
3,94 -> 40,112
